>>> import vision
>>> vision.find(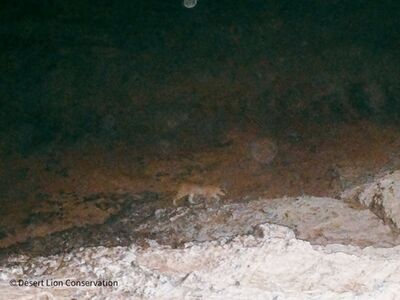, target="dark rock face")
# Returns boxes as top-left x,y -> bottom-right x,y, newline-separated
1,0 -> 400,154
